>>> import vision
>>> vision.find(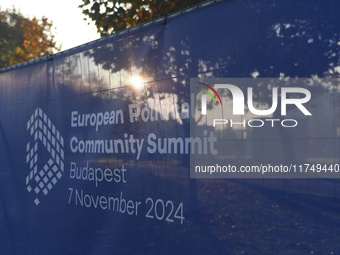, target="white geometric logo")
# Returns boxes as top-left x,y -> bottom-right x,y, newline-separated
25,108 -> 65,206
